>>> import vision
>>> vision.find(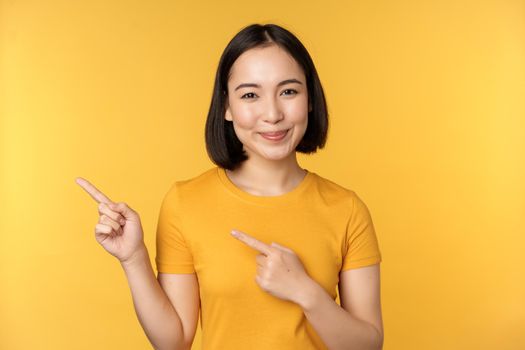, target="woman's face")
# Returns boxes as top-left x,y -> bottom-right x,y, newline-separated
225,44 -> 311,163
